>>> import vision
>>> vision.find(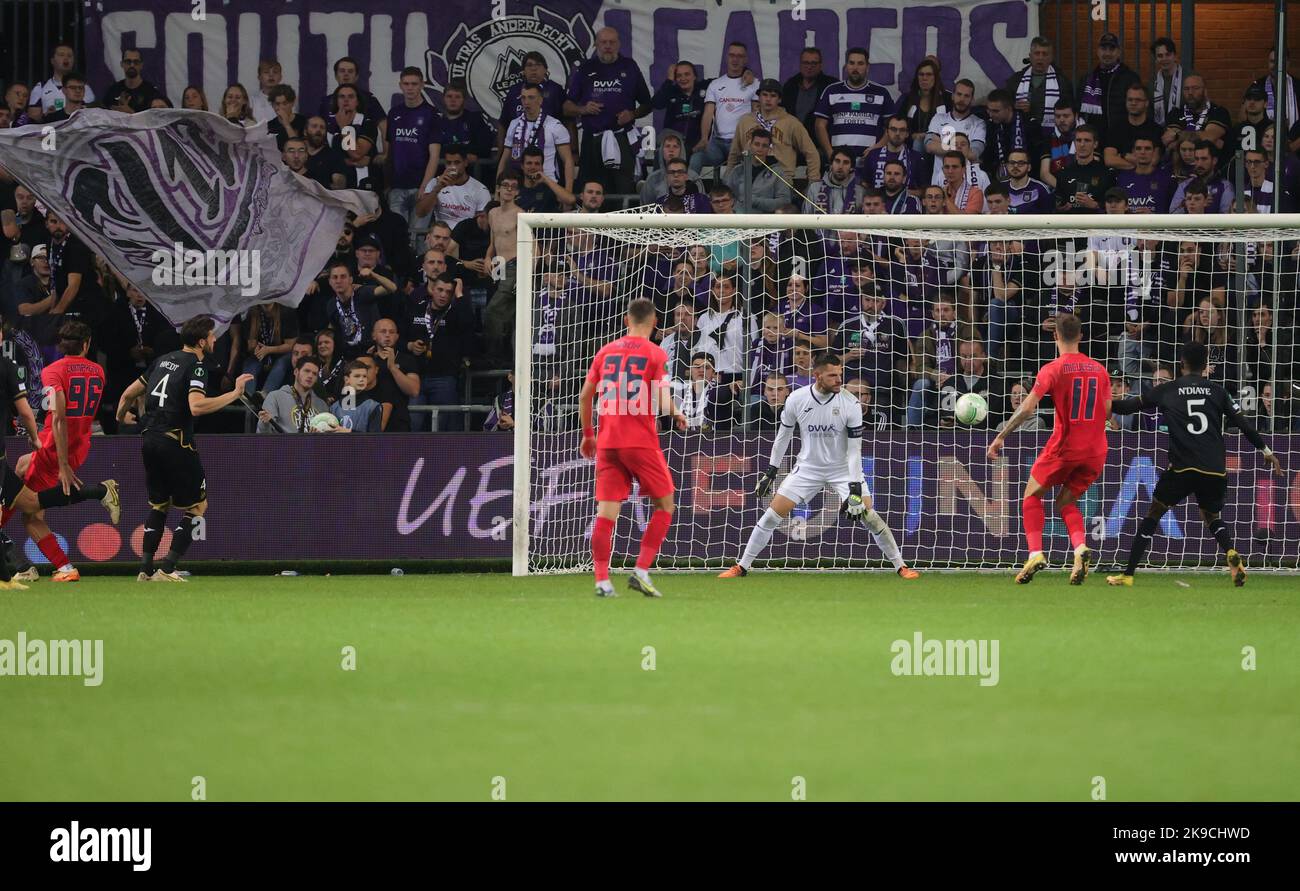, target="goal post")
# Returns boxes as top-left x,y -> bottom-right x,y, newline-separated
513,212 -> 1300,576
